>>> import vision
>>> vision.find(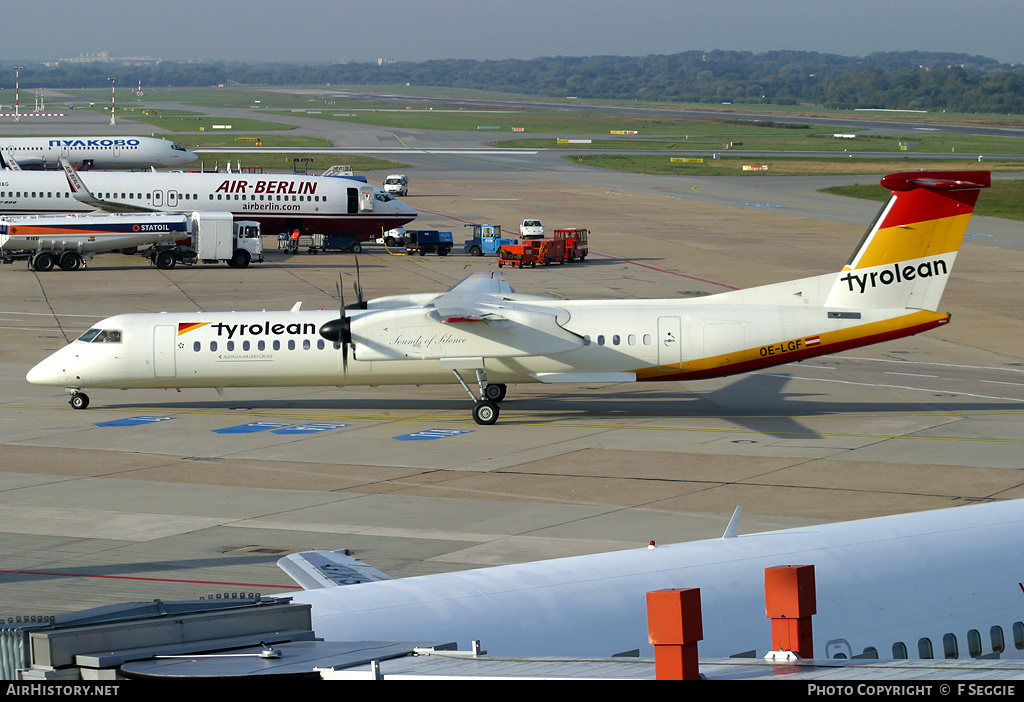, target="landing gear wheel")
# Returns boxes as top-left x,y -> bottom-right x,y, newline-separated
472,400 -> 499,425
33,253 -> 55,272
483,383 -> 507,402
69,392 -> 90,410
59,252 -> 83,271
